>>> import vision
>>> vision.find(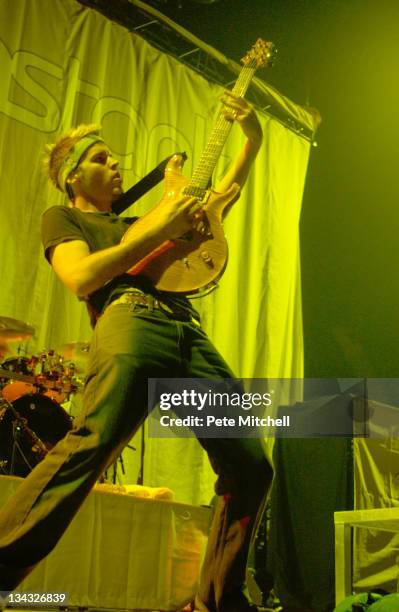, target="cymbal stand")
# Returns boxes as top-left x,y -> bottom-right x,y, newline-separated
113,453 -> 126,484
104,444 -> 136,484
